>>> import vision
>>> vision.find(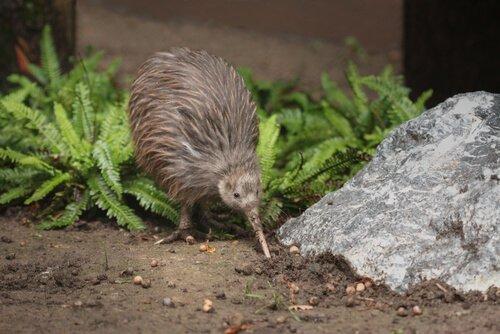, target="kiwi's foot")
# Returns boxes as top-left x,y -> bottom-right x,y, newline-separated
156,228 -> 208,244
